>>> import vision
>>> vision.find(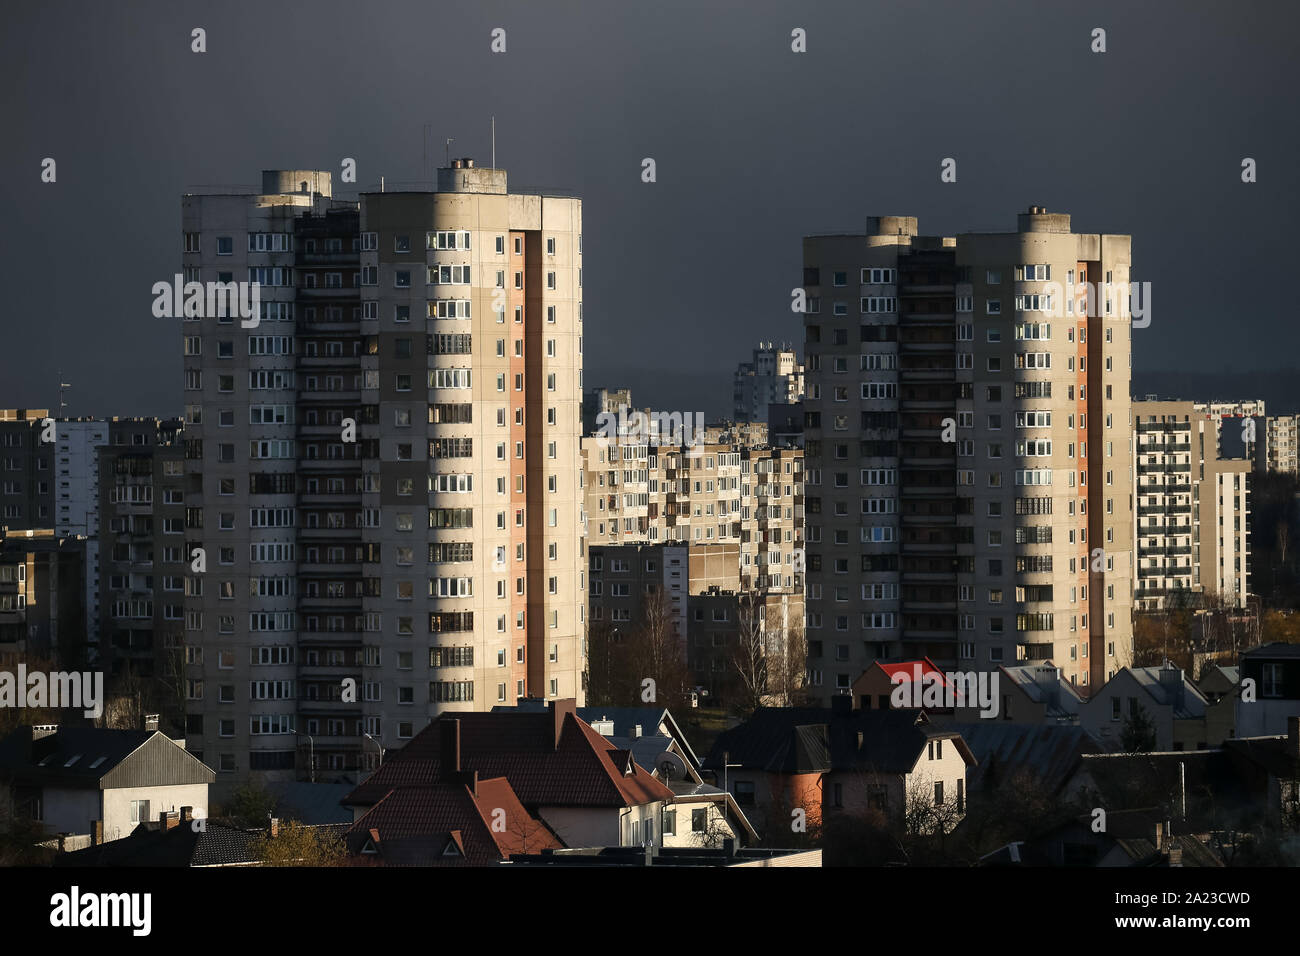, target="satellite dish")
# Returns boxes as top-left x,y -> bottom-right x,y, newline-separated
655,750 -> 688,782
